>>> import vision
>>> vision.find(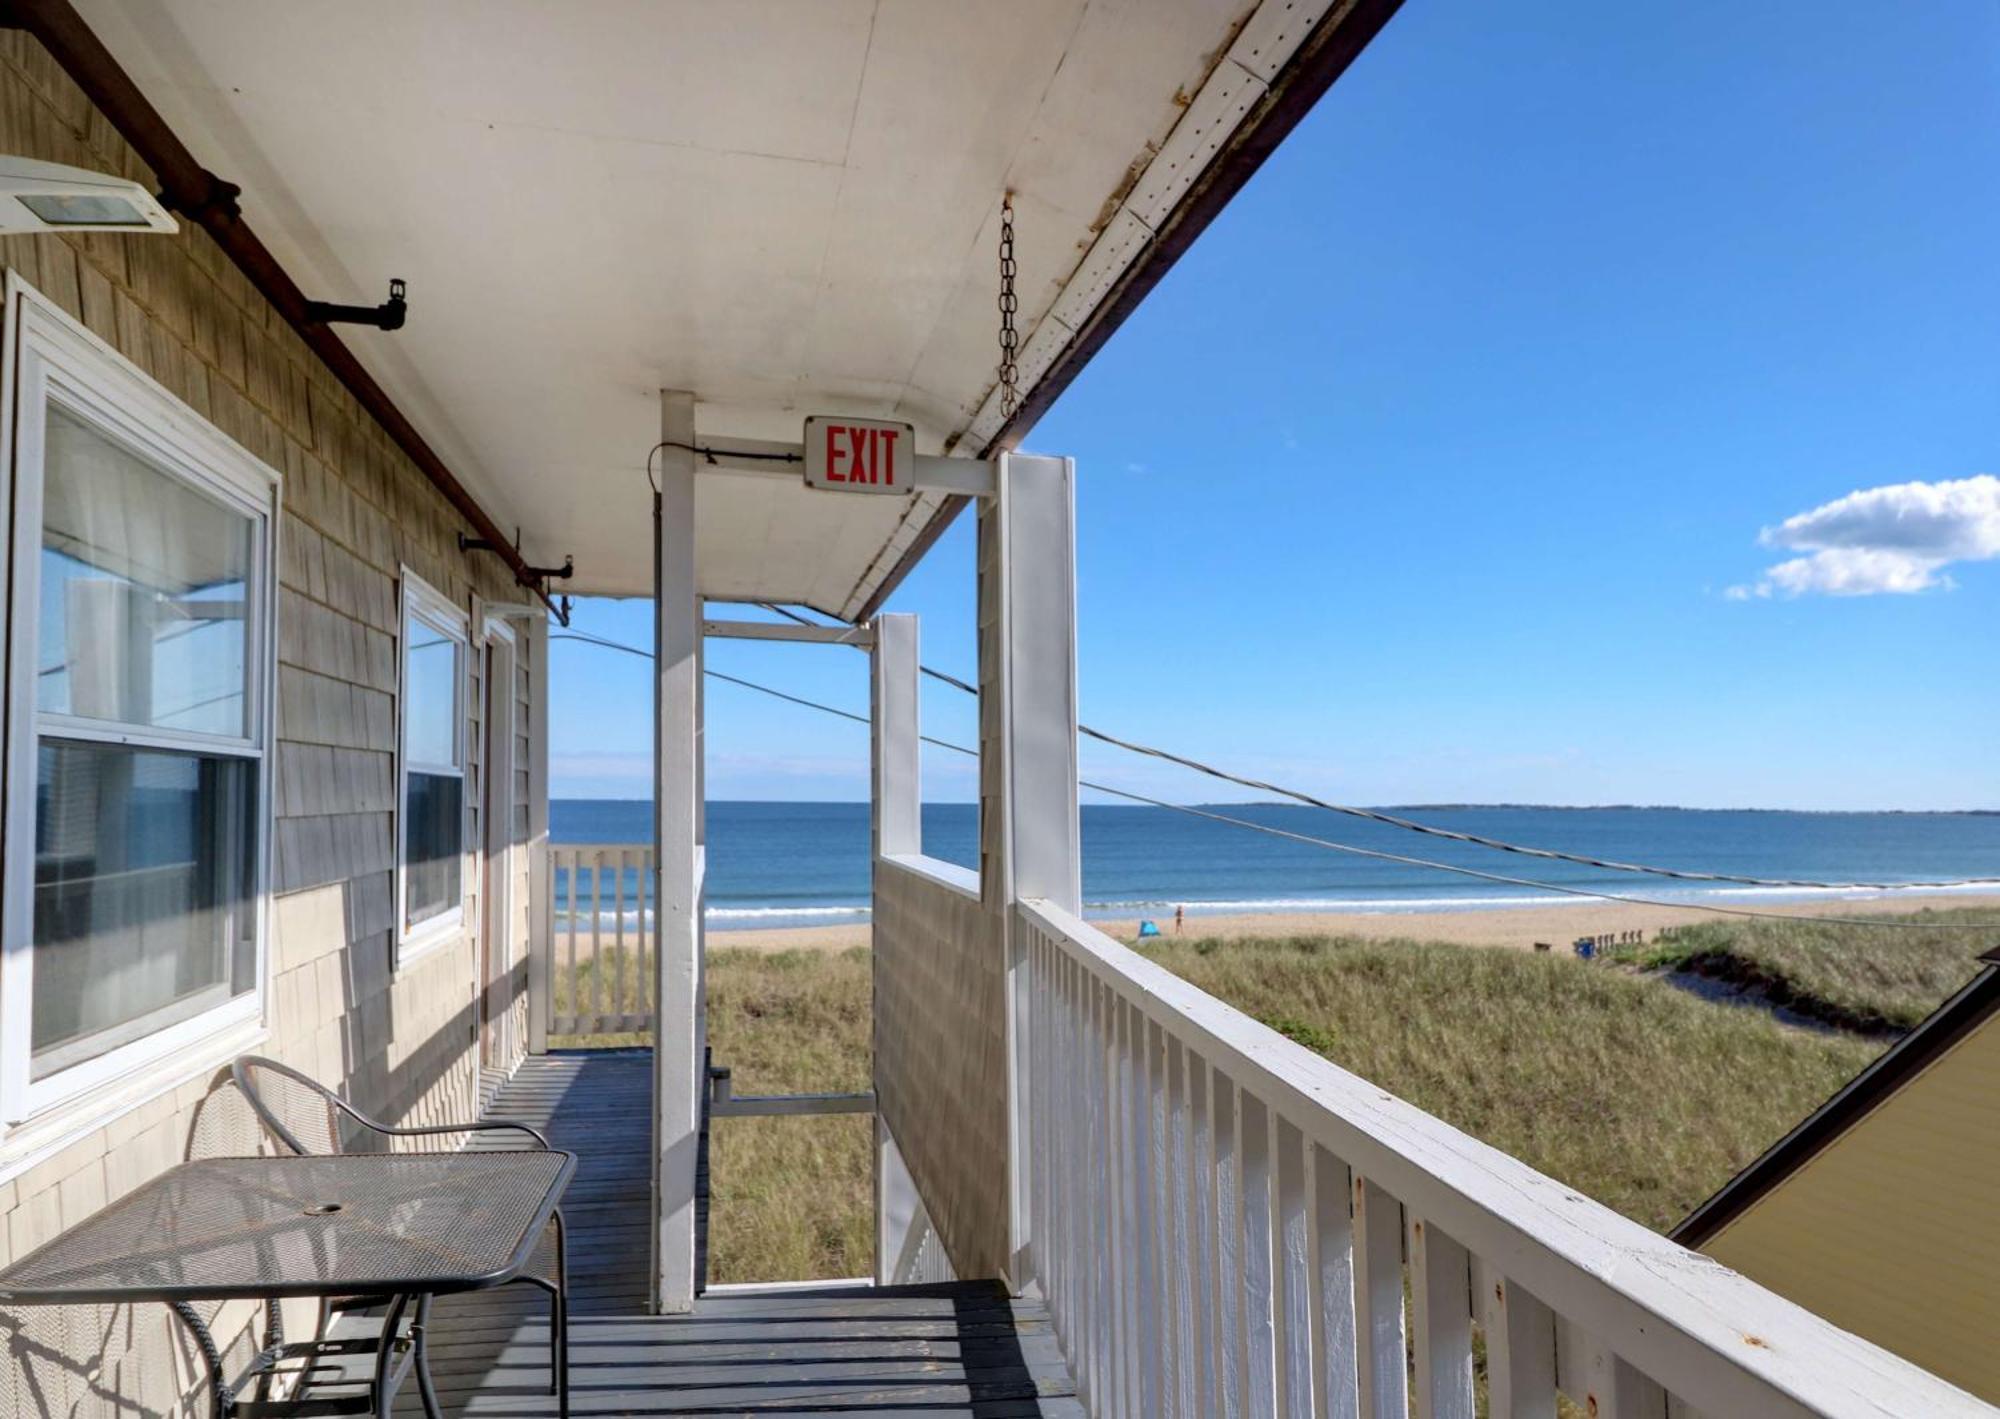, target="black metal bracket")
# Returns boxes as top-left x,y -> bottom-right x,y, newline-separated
161,170 -> 242,224
458,532 -> 573,584
460,531 -> 574,620
524,554 -> 574,582
306,278 -> 406,331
